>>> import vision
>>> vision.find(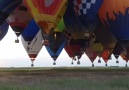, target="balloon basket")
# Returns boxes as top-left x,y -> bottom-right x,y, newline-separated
77,61 -> 80,65
98,59 -> 101,63
31,63 -> 34,67
15,39 -> 19,43
71,61 -> 73,65
53,62 -> 56,65
105,63 -> 108,66
126,63 -> 128,67
92,63 -> 94,67
116,60 -> 119,63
